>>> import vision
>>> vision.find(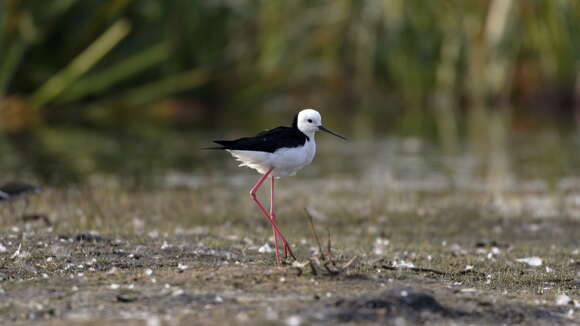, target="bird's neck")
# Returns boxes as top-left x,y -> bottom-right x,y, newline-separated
296,127 -> 316,141
304,131 -> 316,142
